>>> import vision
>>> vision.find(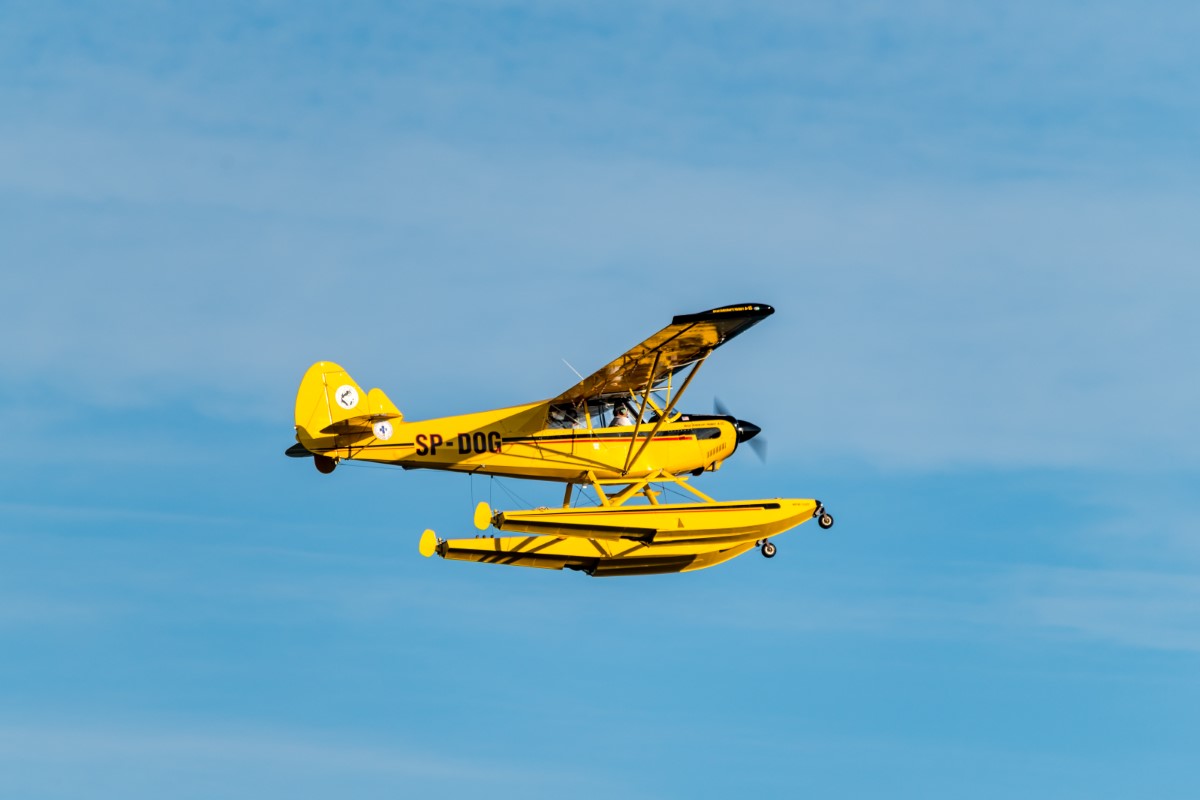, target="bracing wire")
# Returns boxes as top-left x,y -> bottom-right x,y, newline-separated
336,459 -> 401,473
491,476 -> 533,508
